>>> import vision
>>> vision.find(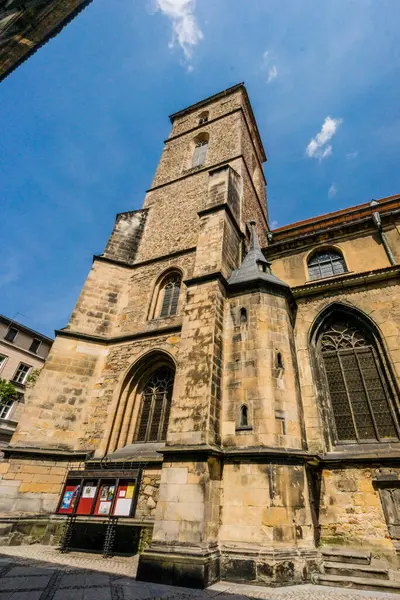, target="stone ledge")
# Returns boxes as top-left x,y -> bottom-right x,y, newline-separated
55,324 -> 182,345
292,264 -> 400,299
2,446 -> 92,461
